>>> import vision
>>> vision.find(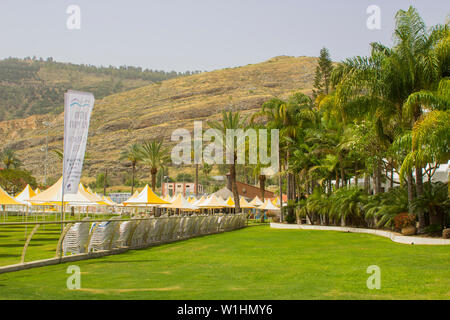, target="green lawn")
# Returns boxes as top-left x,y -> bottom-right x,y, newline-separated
0,225 -> 449,300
